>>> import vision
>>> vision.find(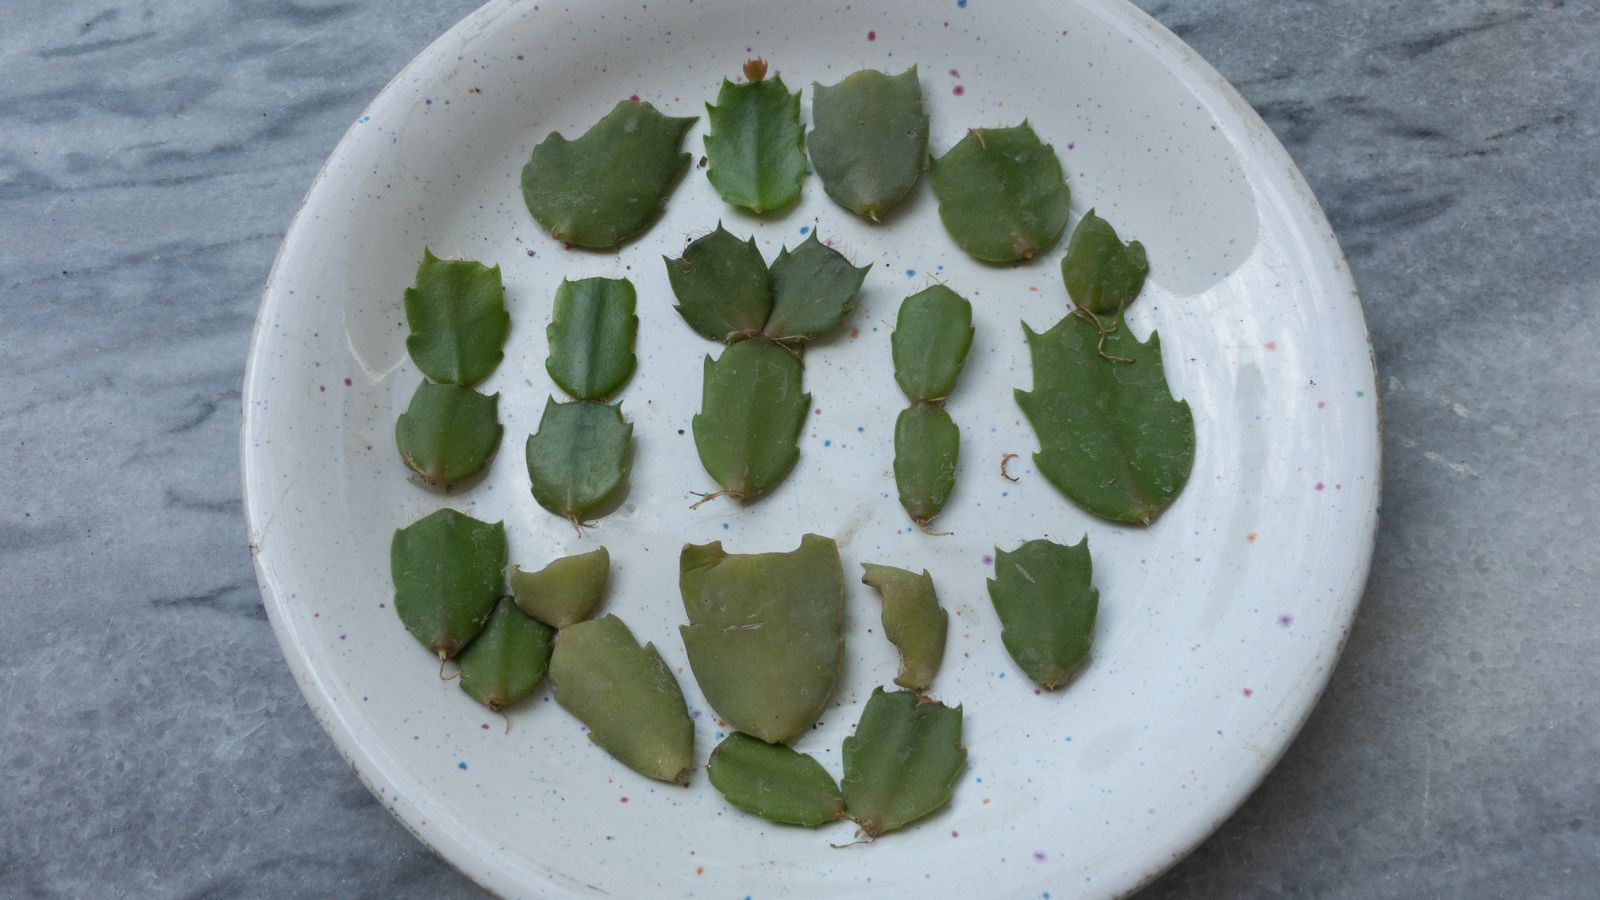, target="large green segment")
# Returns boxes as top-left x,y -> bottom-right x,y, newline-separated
664,225 -> 773,342
691,338 -> 809,501
893,403 -> 960,527
394,381 -> 502,485
986,537 -> 1098,690
457,597 -> 555,712
525,398 -> 633,522
707,732 -> 845,827
703,73 -> 807,213
546,277 -> 638,402
390,509 -> 507,659
763,232 -> 870,342
1061,209 -> 1149,315
809,66 -> 929,221
841,688 -> 965,837
891,286 -> 974,403
929,122 -> 1071,263
403,250 -> 509,386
